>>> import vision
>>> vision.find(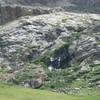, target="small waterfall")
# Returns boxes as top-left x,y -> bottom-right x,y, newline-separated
58,57 -> 61,68
48,44 -> 72,69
